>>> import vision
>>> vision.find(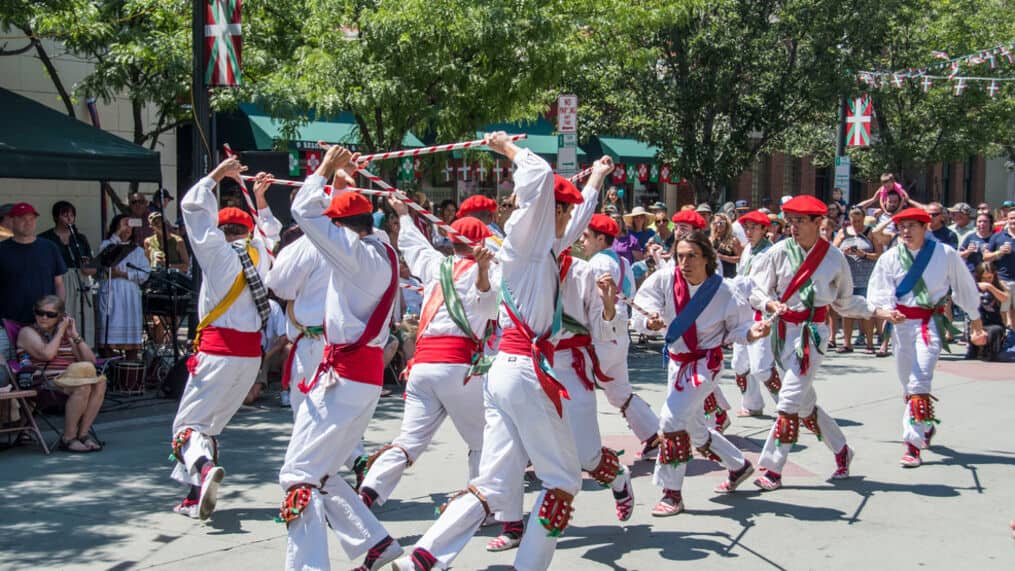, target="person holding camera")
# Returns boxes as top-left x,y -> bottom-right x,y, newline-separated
16,295 -> 106,452
95,214 -> 150,361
